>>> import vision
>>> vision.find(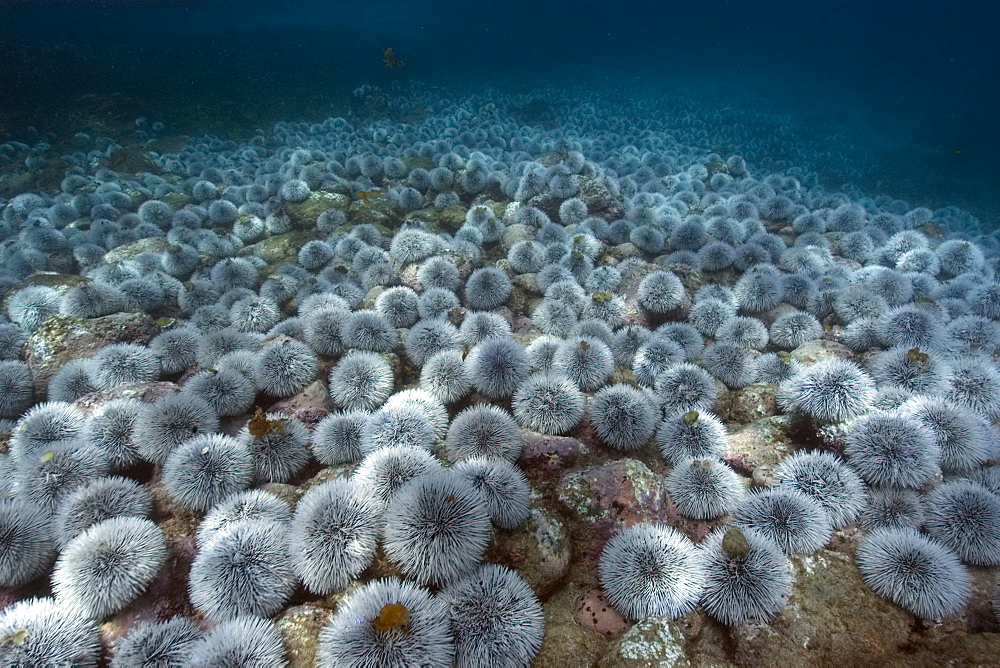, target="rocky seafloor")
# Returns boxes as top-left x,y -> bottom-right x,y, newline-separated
0,85 -> 998,666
